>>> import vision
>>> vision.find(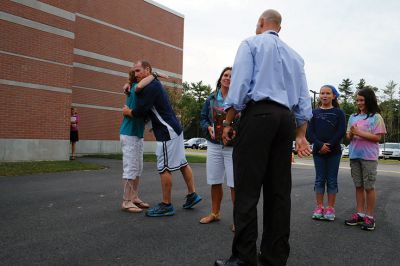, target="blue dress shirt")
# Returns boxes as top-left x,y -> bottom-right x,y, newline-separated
224,30 -> 312,126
